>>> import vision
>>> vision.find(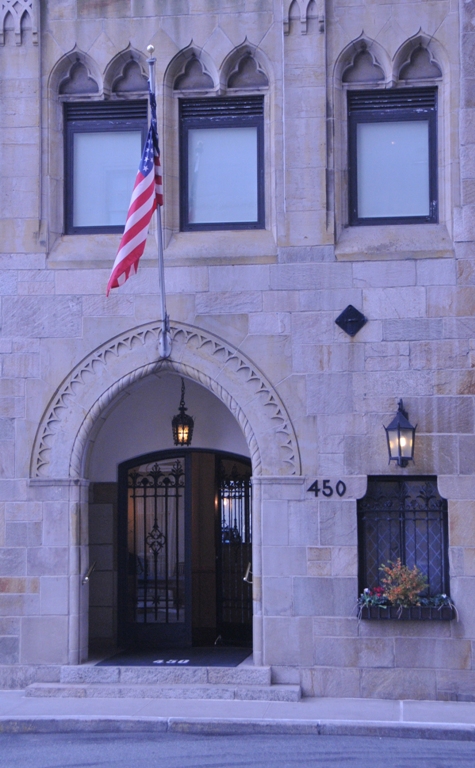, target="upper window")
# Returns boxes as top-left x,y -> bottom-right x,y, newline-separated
179,97 -> 265,231
64,100 -> 147,234
348,88 -> 438,226
358,476 -> 449,597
